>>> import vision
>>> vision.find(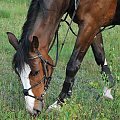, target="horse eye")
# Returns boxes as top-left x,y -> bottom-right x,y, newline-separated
31,70 -> 40,76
